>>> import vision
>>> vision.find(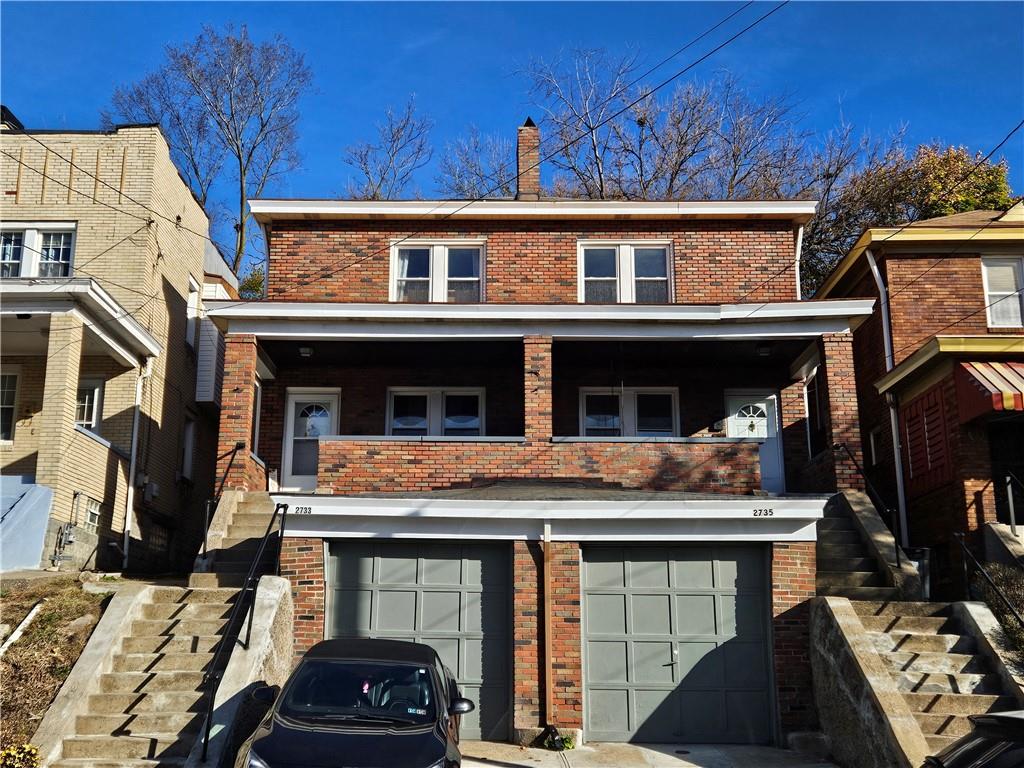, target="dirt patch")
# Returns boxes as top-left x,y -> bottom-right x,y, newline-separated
0,577 -> 109,751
